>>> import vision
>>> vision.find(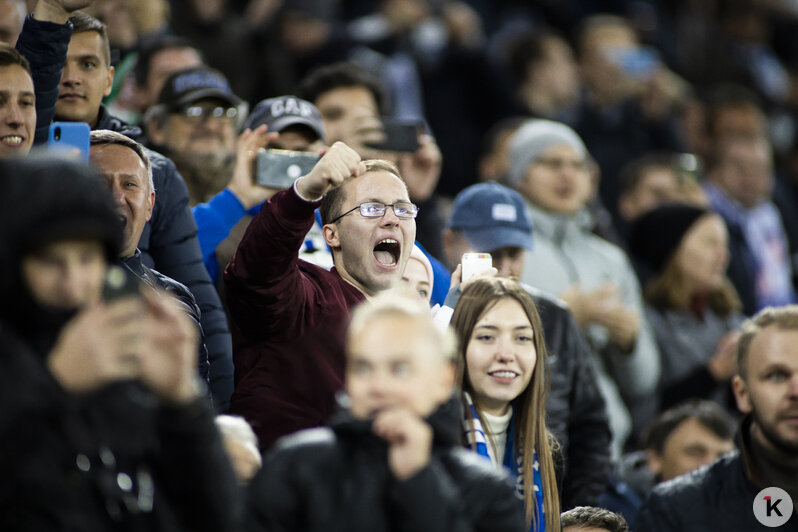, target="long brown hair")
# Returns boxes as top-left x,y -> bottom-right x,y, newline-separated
451,277 -> 560,530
